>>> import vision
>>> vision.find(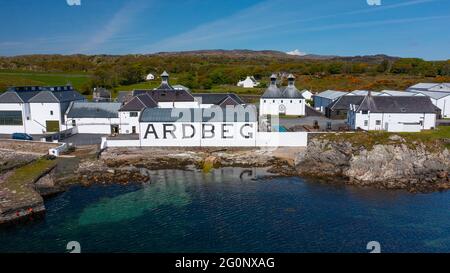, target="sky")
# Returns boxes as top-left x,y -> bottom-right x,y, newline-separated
0,0 -> 449,60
